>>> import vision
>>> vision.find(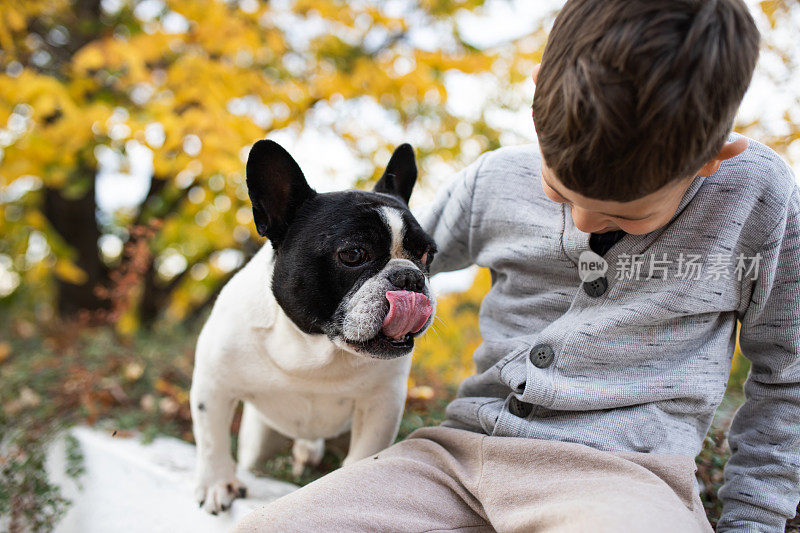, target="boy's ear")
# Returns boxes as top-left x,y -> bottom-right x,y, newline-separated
246,139 -> 317,246
373,143 -> 417,205
697,137 -> 749,177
